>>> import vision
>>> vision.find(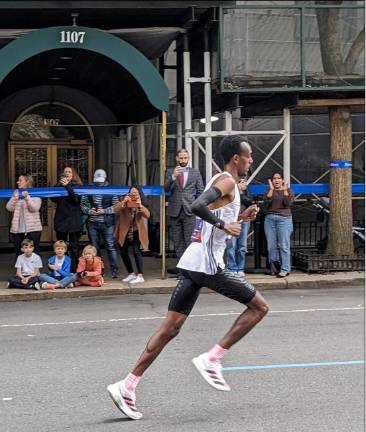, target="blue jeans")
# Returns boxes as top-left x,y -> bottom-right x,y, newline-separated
88,222 -> 119,274
226,222 -> 250,272
39,273 -> 77,288
264,214 -> 293,273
